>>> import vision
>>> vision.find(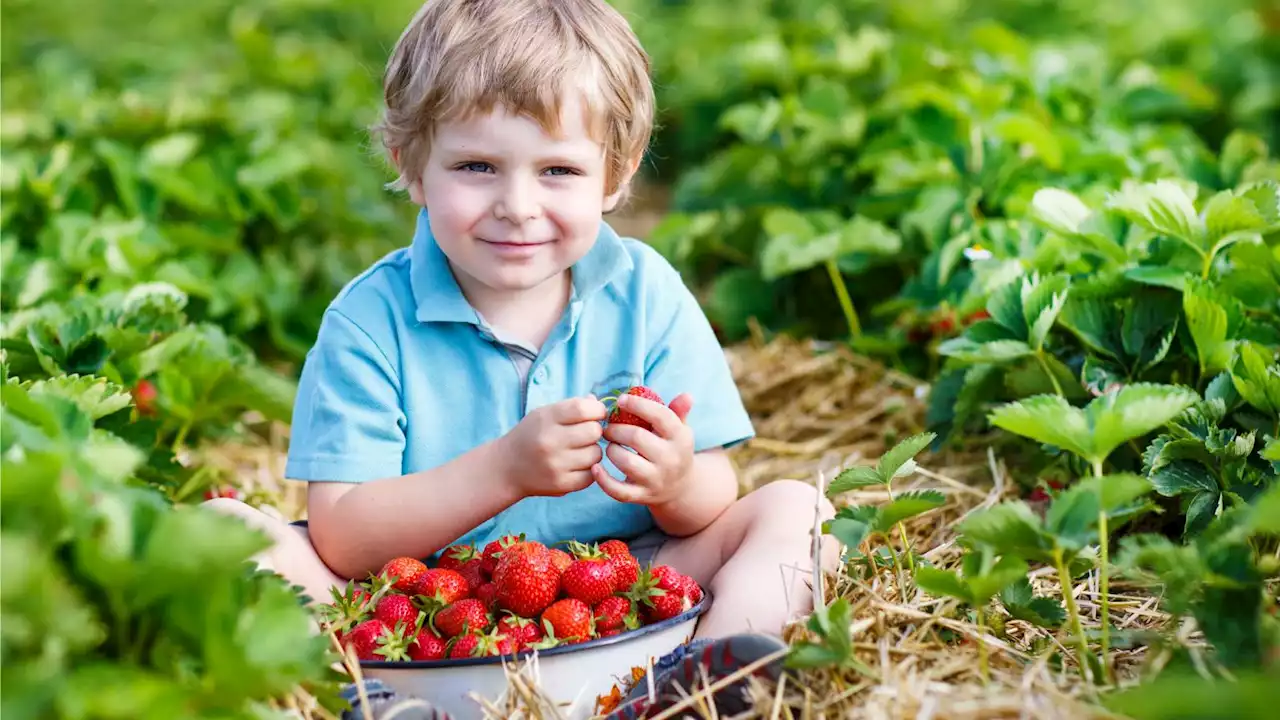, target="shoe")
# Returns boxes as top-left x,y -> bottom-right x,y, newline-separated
339,679 -> 453,720
606,633 -> 789,719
